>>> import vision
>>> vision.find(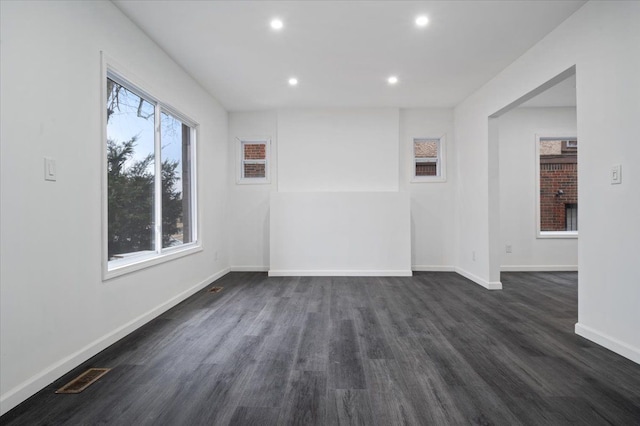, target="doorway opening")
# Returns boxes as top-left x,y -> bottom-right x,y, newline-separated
488,66 -> 578,286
